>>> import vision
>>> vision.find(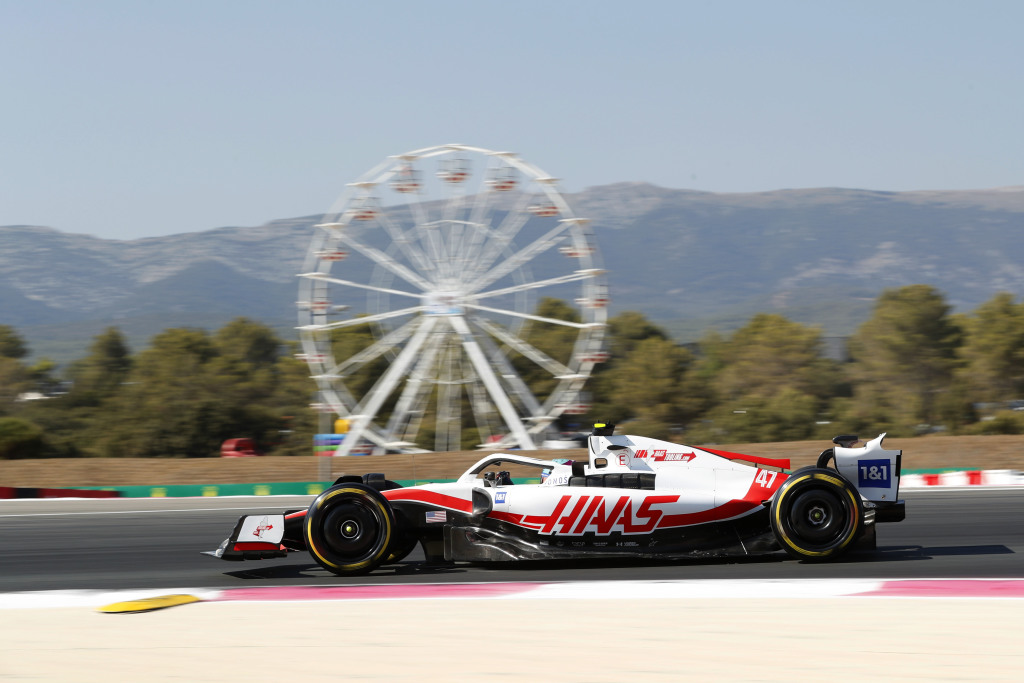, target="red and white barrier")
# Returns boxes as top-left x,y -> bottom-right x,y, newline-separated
900,469 -> 1024,488
0,486 -> 120,499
